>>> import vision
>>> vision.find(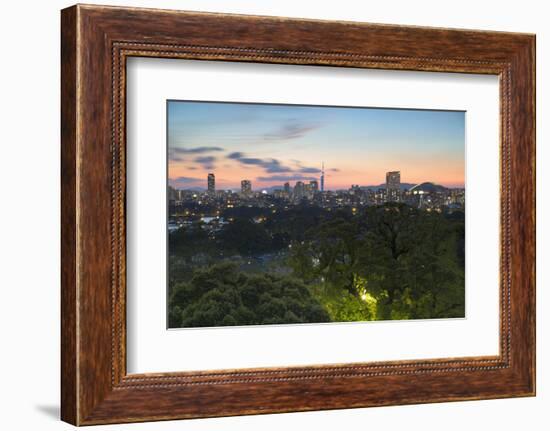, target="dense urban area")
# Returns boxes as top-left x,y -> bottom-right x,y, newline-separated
168,169 -> 466,328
